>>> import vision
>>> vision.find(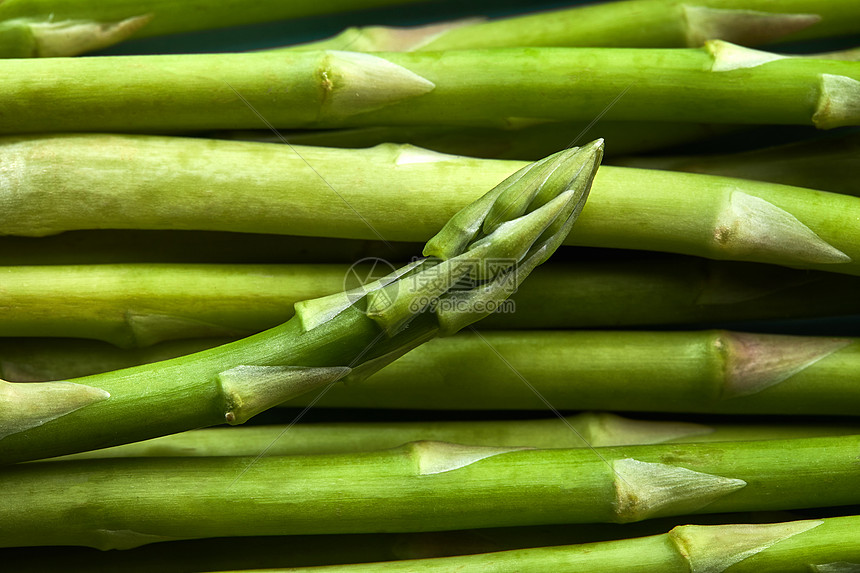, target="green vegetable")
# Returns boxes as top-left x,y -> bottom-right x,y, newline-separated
291,0 -> 860,52
4,256 -> 860,349
2,435 -> 858,548
0,0 -> 427,57
1,44 -> 859,133
53,412 -> 860,460
0,142 -> 602,464
284,329 -> 860,416
0,511 -> 840,572
229,515 -> 860,573
4,134 -> 860,275
6,328 -> 860,417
